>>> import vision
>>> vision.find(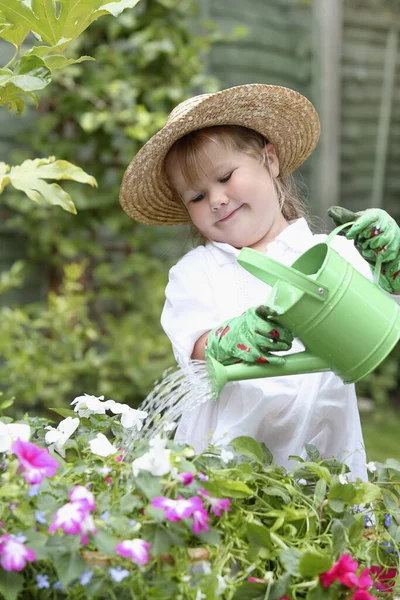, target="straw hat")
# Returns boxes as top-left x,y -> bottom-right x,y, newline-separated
120,83 -> 320,225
